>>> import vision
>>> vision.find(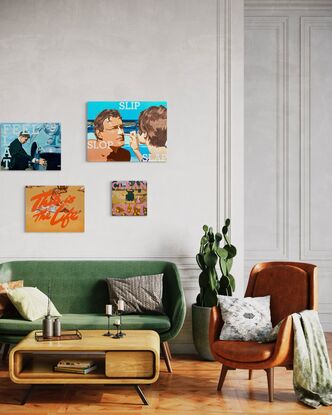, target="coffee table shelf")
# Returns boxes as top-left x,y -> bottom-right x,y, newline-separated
16,354 -> 106,380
